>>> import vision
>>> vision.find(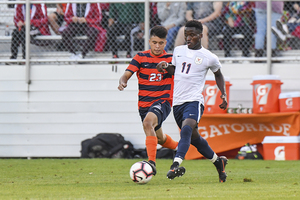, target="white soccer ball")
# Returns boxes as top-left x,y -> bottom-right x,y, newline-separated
129,161 -> 153,184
